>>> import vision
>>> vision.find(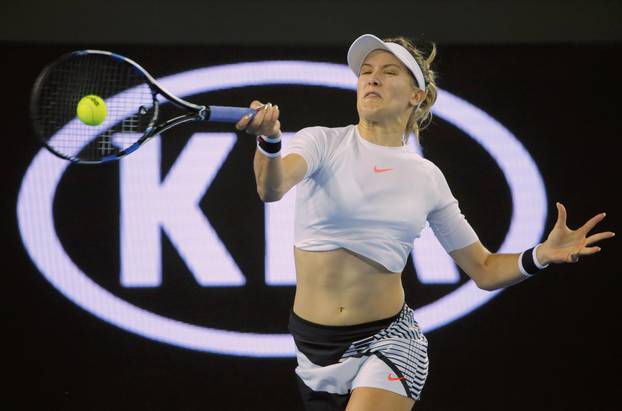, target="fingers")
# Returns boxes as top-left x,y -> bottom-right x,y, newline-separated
578,212 -> 608,236
585,231 -> 616,246
566,240 -> 586,262
581,246 -> 602,256
235,101 -> 260,131
235,100 -> 266,131
249,103 -> 270,132
247,103 -> 274,135
568,245 -> 598,263
265,104 -> 279,124
554,202 -> 612,237
250,100 -> 265,110
235,101 -> 280,136
566,230 -> 615,262
555,202 -> 567,228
